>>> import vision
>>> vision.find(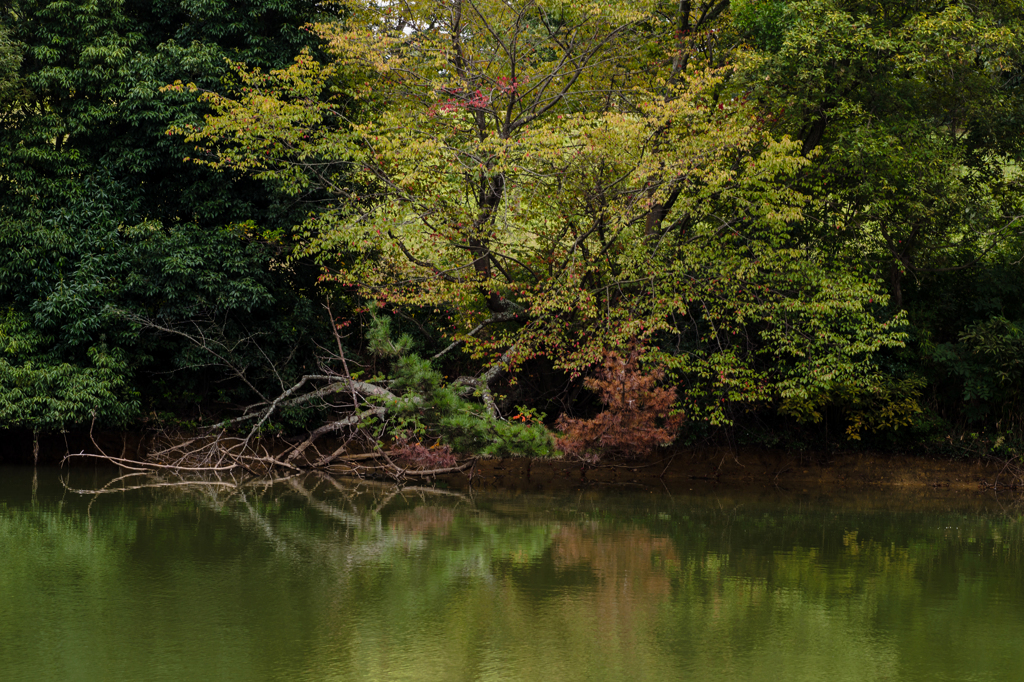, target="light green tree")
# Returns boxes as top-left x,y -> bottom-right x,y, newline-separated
173,0 -> 906,426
